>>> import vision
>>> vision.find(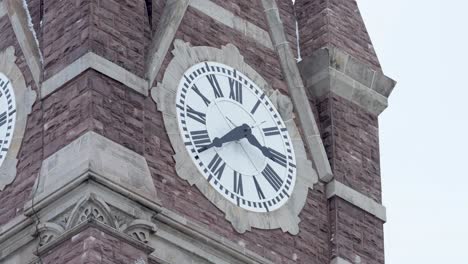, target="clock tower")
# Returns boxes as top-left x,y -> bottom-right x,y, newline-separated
0,0 -> 396,263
